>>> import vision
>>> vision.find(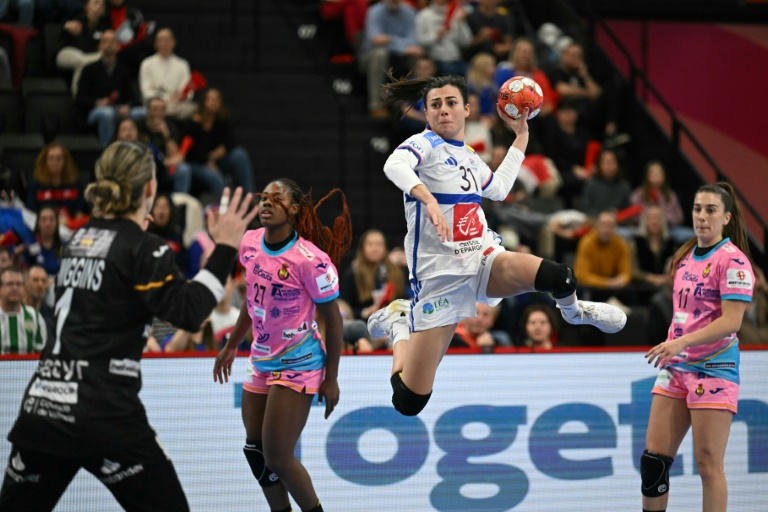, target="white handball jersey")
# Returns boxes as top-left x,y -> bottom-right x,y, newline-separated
394,129 -> 523,282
